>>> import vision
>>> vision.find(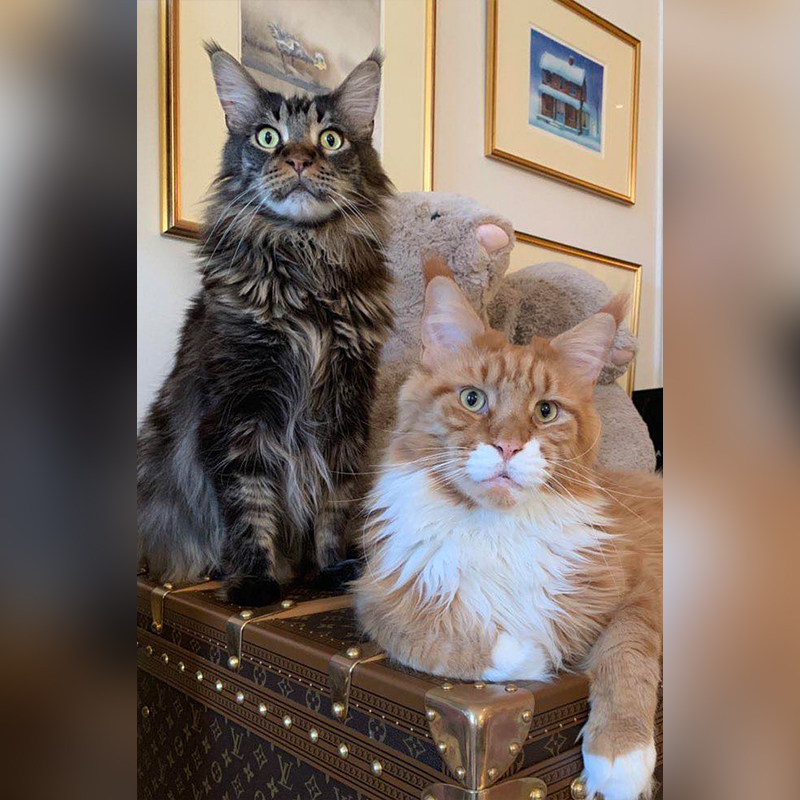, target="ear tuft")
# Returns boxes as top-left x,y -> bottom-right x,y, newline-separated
422,254 -> 454,286
207,46 -> 262,133
600,293 -> 628,327
332,52 -> 382,132
550,312 -> 617,385
421,277 -> 486,366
